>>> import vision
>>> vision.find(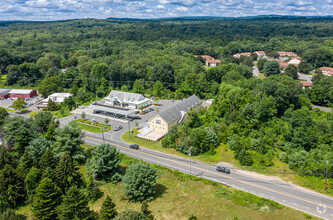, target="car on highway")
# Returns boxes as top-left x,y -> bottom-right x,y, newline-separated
114,126 -> 123,131
216,166 -> 231,174
130,144 -> 139,150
